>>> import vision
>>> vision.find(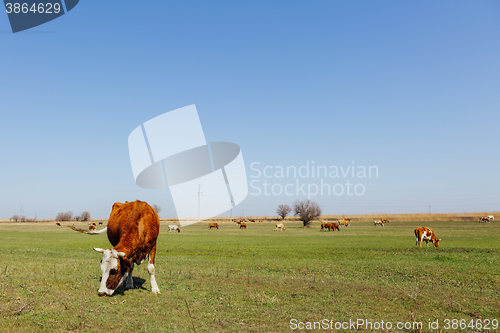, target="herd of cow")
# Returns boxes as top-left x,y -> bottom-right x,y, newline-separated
61,201 -> 494,297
